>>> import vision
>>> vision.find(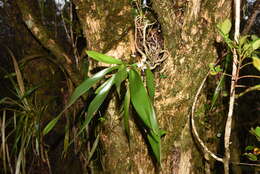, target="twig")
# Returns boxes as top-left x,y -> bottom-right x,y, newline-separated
191,72 -> 224,163
223,0 -> 240,173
